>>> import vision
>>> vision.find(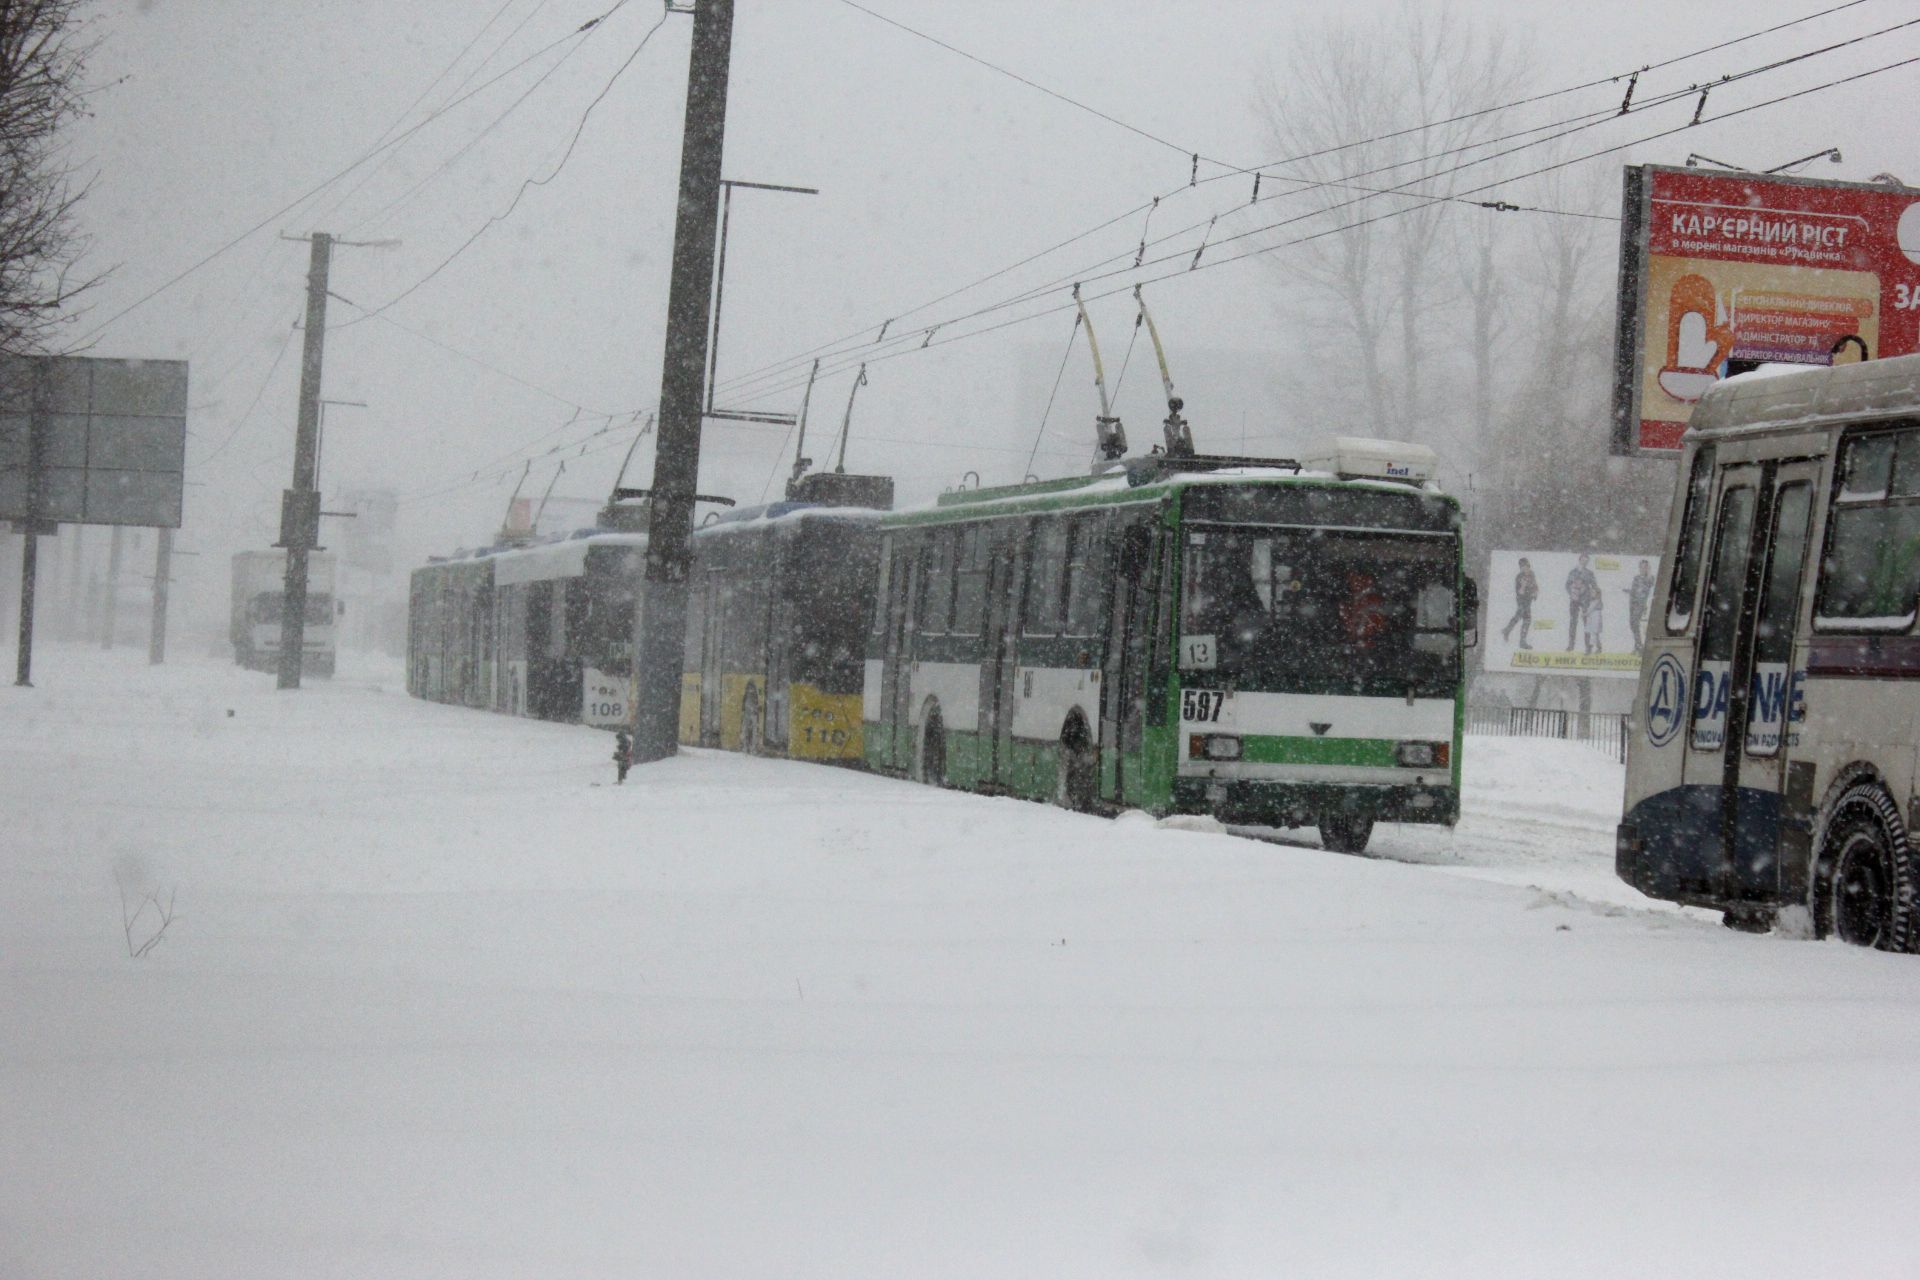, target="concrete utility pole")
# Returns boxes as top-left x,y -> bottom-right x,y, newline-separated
632,0 -> 735,762
148,527 -> 172,665
277,232 -> 333,690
